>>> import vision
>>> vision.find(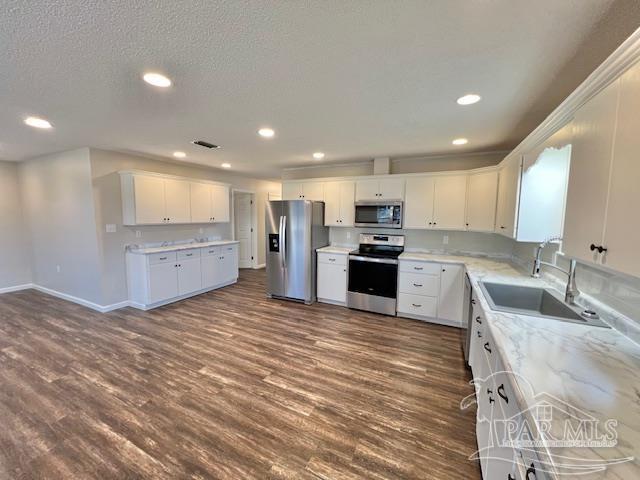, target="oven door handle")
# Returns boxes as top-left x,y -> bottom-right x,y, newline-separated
349,255 -> 398,265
